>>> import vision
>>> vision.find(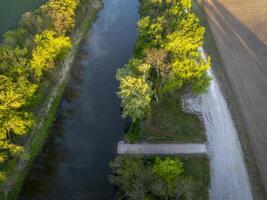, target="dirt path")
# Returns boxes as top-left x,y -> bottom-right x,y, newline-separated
117,141 -> 206,155
203,0 -> 267,196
